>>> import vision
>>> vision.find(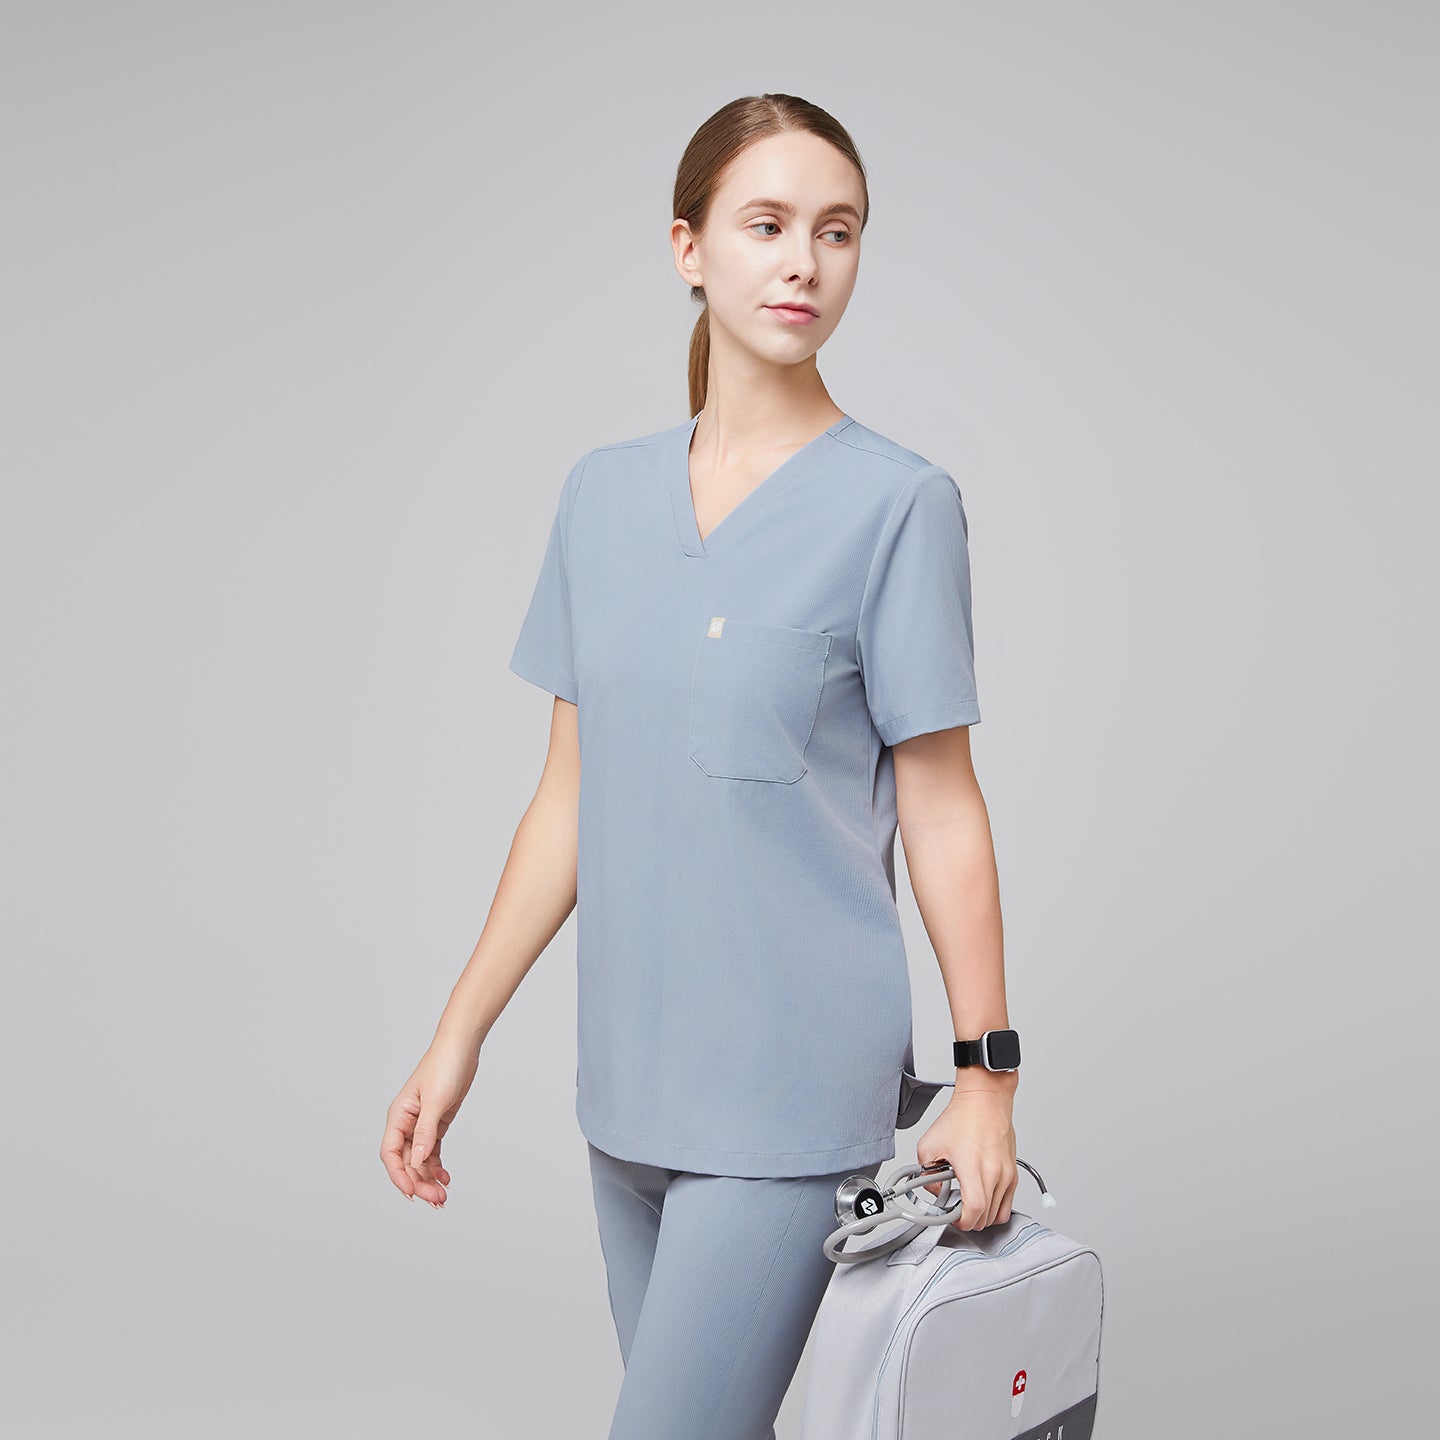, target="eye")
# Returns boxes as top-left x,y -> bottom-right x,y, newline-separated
748,220 -> 781,237
823,228 -> 851,244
